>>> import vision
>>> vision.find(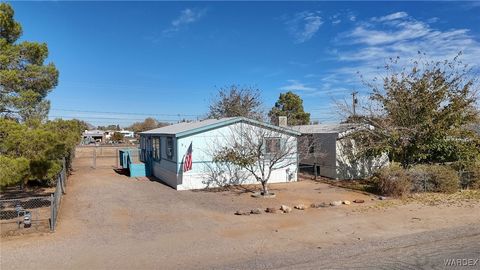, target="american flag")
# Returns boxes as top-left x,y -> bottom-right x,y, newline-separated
183,142 -> 193,172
